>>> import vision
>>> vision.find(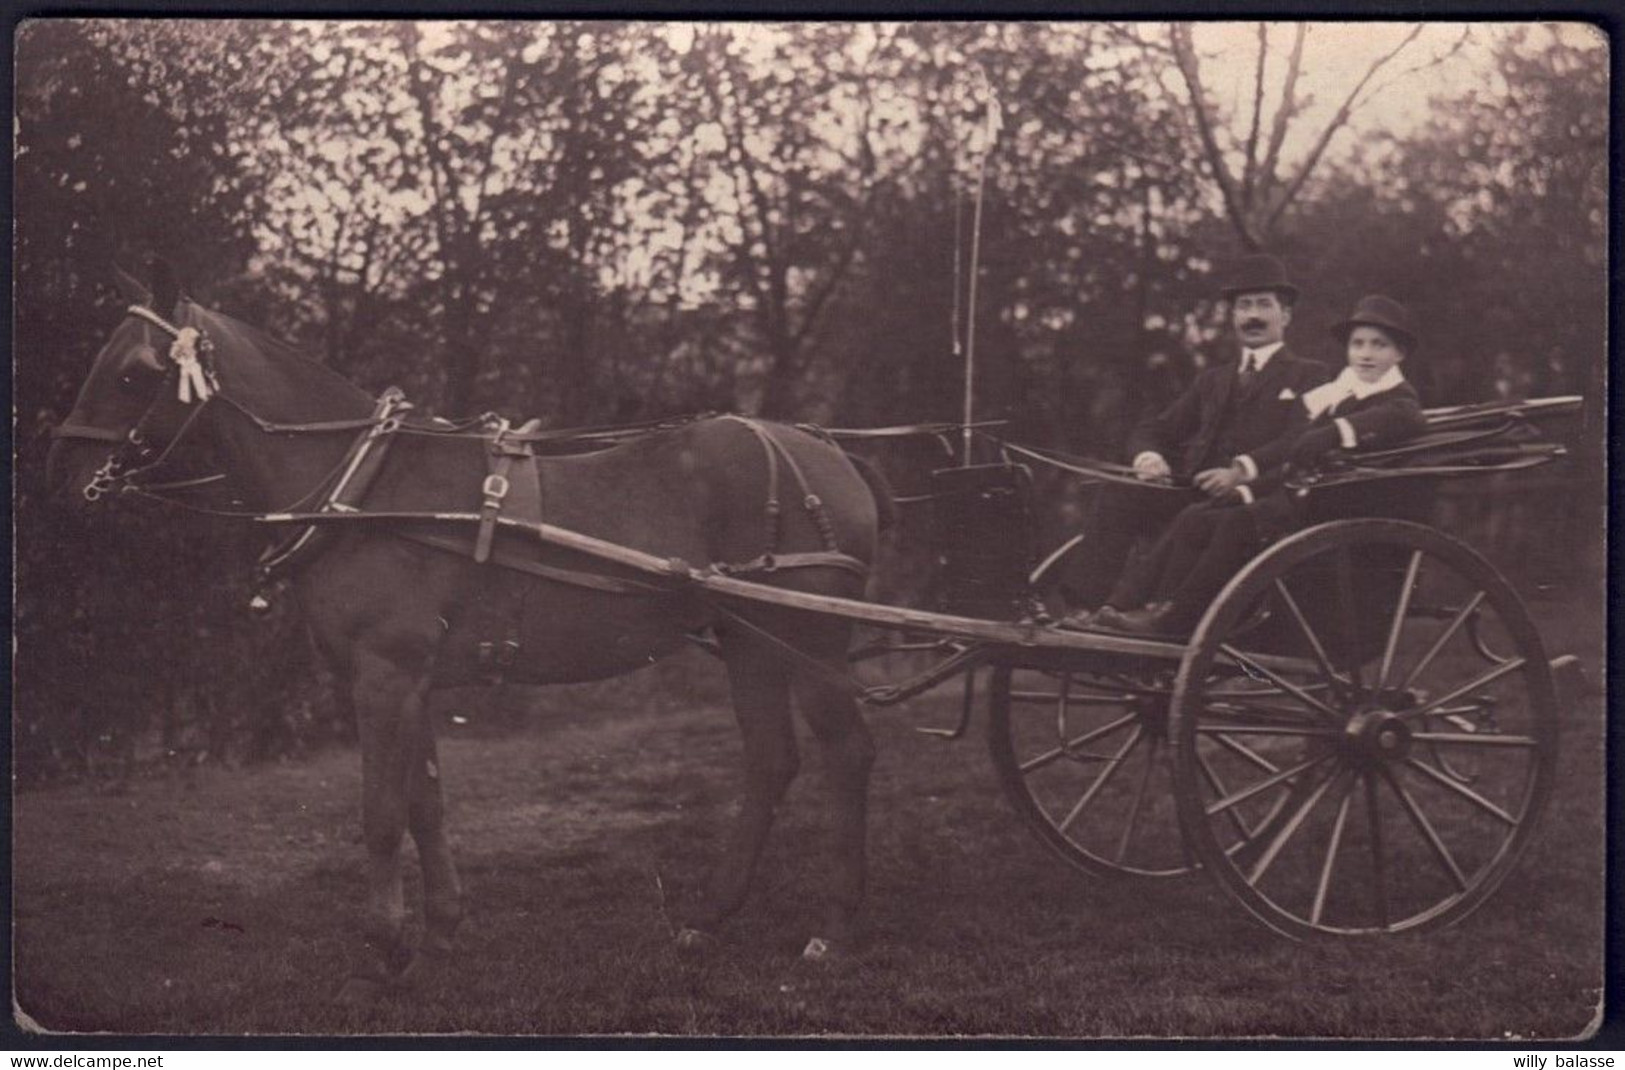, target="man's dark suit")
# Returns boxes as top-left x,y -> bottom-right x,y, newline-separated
1065,345 -> 1331,610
